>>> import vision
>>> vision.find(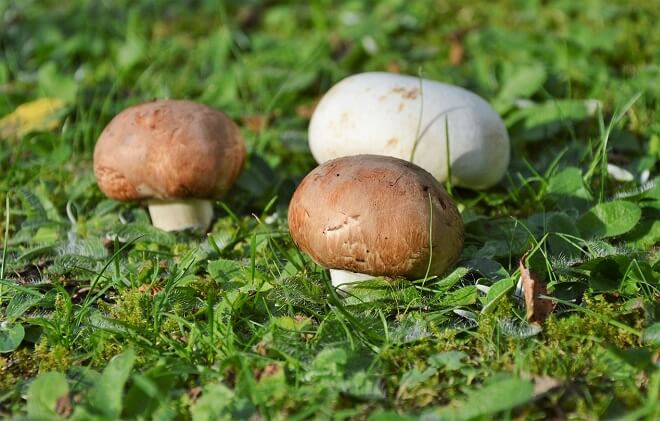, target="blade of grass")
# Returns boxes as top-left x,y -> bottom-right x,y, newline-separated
0,196 -> 9,305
